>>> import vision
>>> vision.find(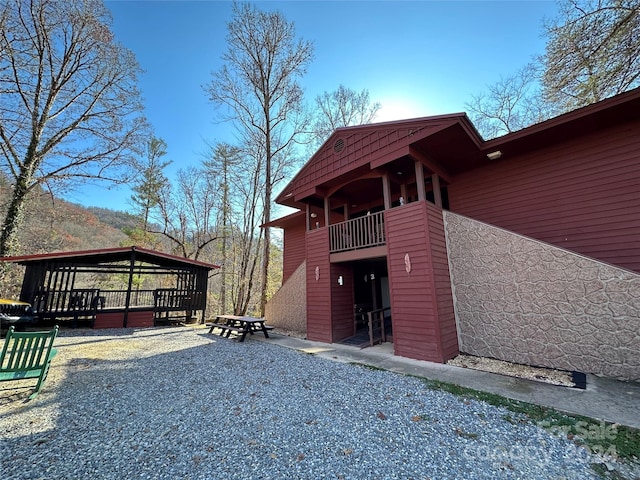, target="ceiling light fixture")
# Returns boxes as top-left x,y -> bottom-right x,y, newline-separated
486,150 -> 502,160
